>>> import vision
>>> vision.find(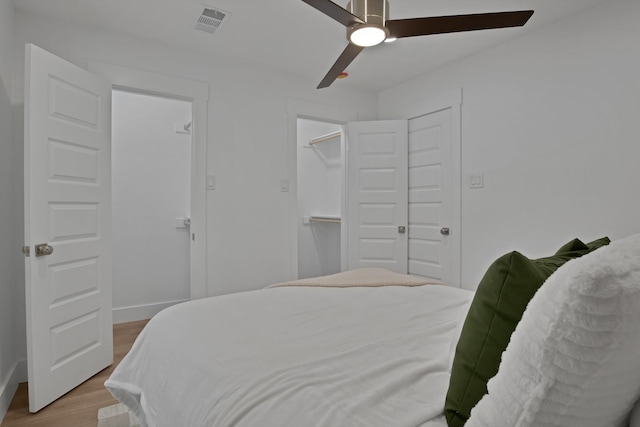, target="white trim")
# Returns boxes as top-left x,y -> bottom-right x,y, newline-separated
112,299 -> 189,324
286,99 -> 359,280
382,88 -> 462,121
0,360 -> 27,423
339,129 -> 348,272
87,61 -> 209,101
88,61 -> 209,300
189,98 -> 208,299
